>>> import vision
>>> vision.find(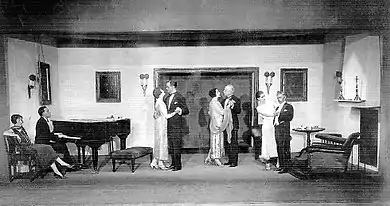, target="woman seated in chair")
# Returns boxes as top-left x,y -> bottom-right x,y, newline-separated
8,114 -> 74,180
